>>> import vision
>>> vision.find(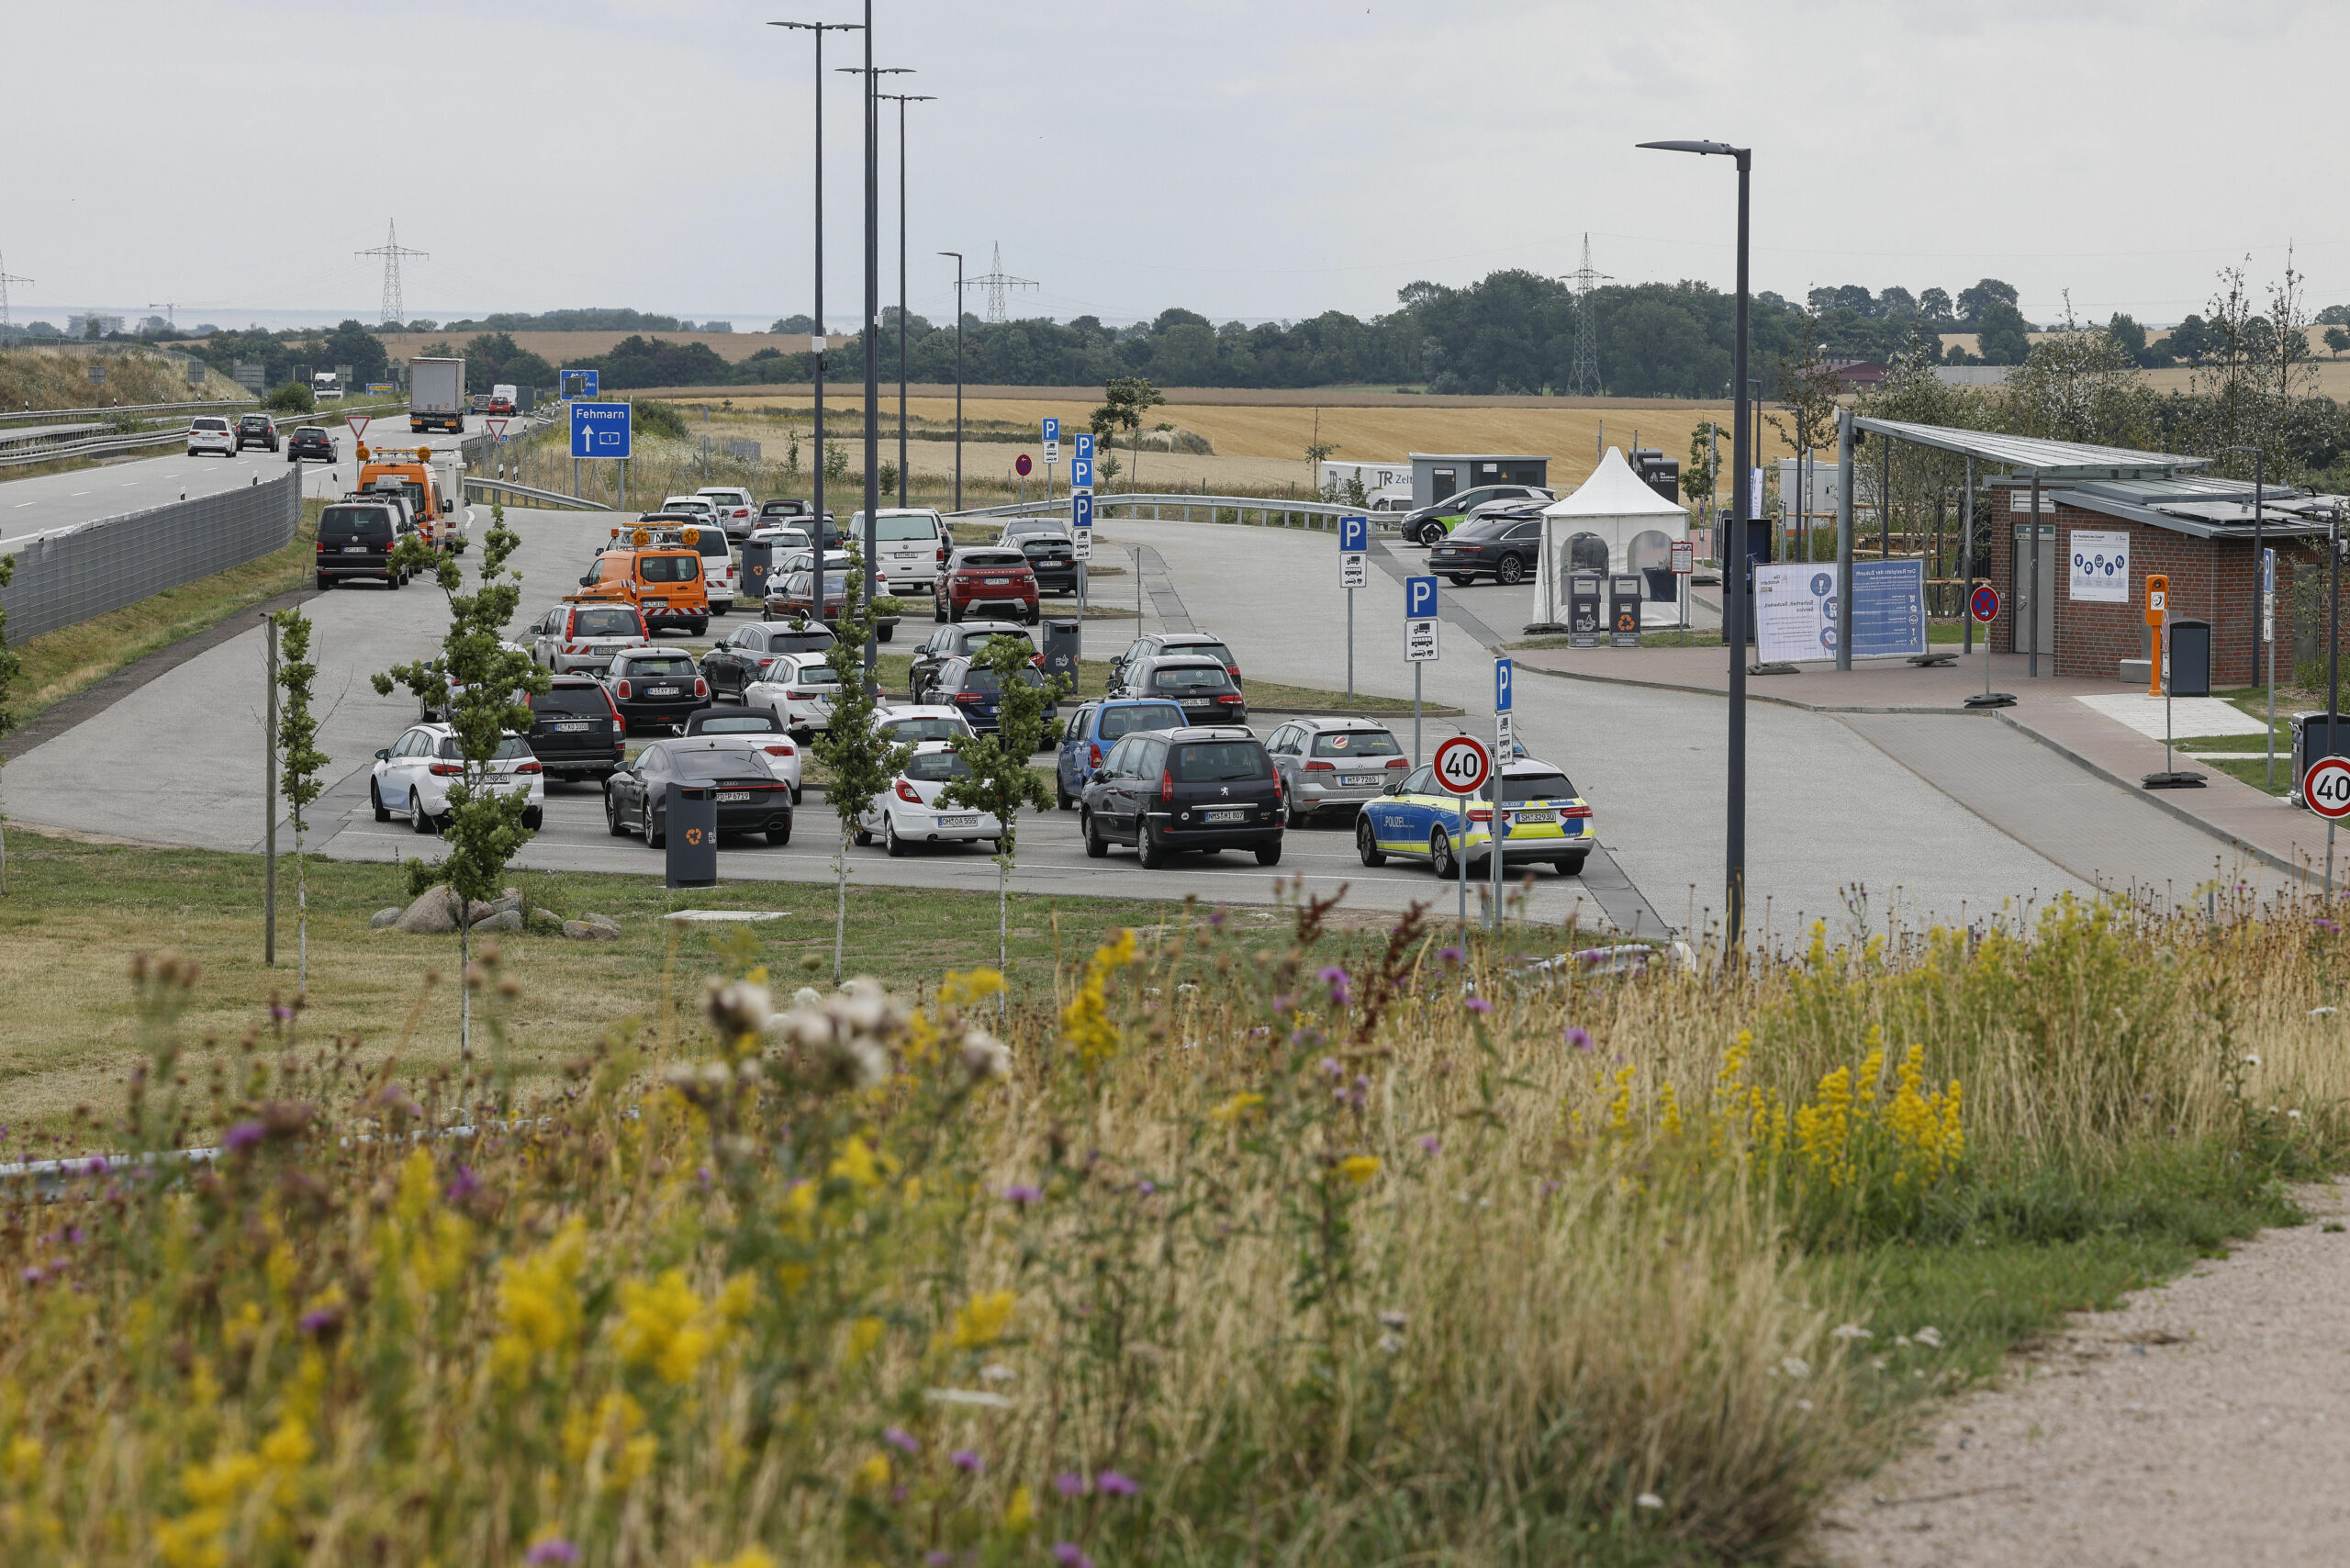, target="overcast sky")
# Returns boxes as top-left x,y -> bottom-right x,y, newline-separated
9,0 -> 2344,331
